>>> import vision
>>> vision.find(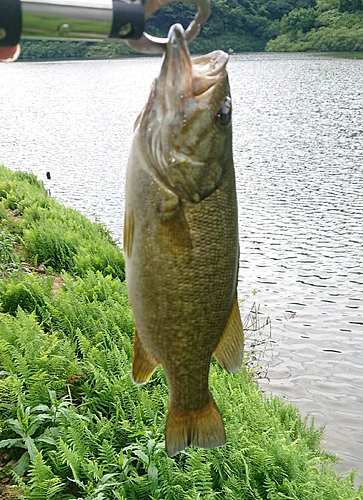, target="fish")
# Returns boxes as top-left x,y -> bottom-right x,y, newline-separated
124,23 -> 243,457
